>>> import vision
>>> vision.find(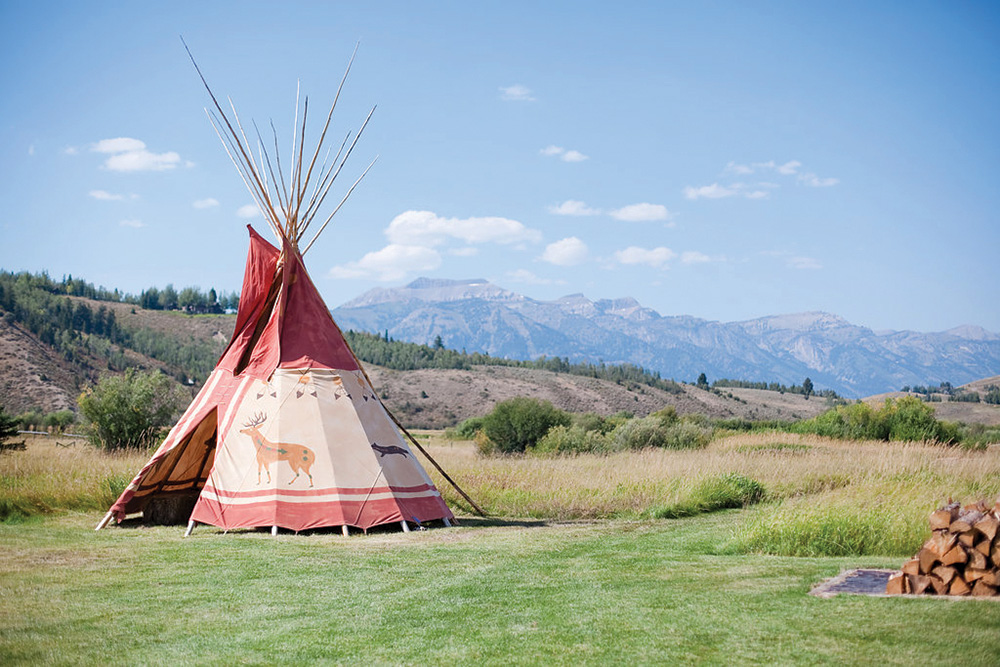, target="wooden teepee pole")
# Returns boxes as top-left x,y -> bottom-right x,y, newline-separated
384,407 -> 486,517
317,287 -> 485,517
